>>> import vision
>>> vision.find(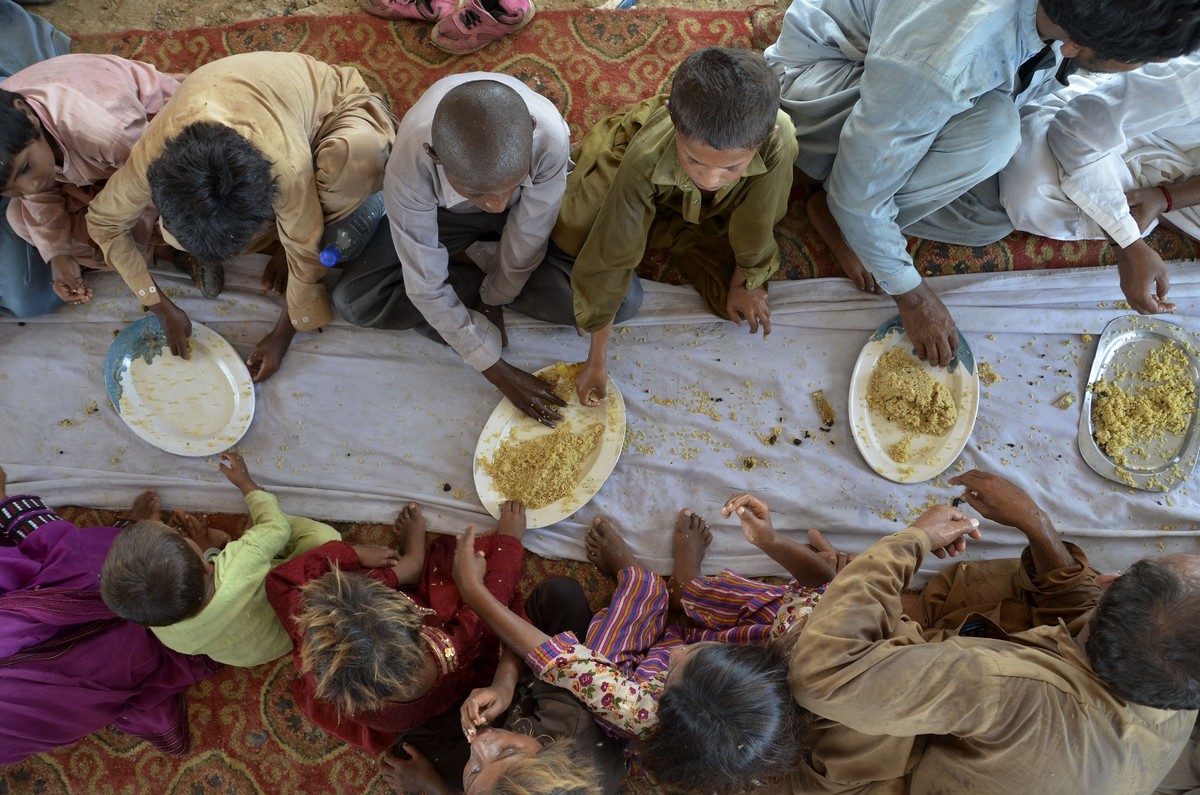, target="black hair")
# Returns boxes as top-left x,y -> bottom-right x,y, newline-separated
639,643 -> 813,793
1087,558 -> 1200,709
100,521 -> 208,626
147,121 -> 278,262
0,89 -> 38,188
1041,0 -> 1200,63
667,47 -> 780,151
431,80 -> 532,191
